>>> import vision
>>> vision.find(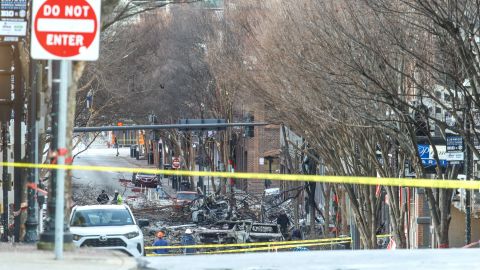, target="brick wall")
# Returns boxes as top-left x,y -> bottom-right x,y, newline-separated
413,189 -> 431,248
234,106 -> 281,195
